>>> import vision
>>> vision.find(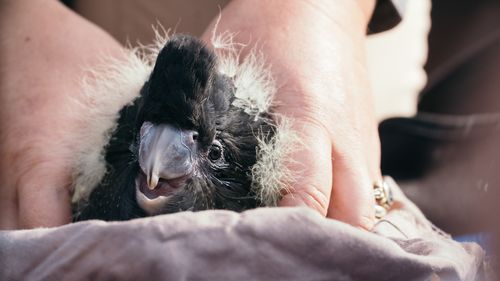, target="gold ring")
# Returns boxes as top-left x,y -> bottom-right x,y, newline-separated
373,179 -> 393,219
